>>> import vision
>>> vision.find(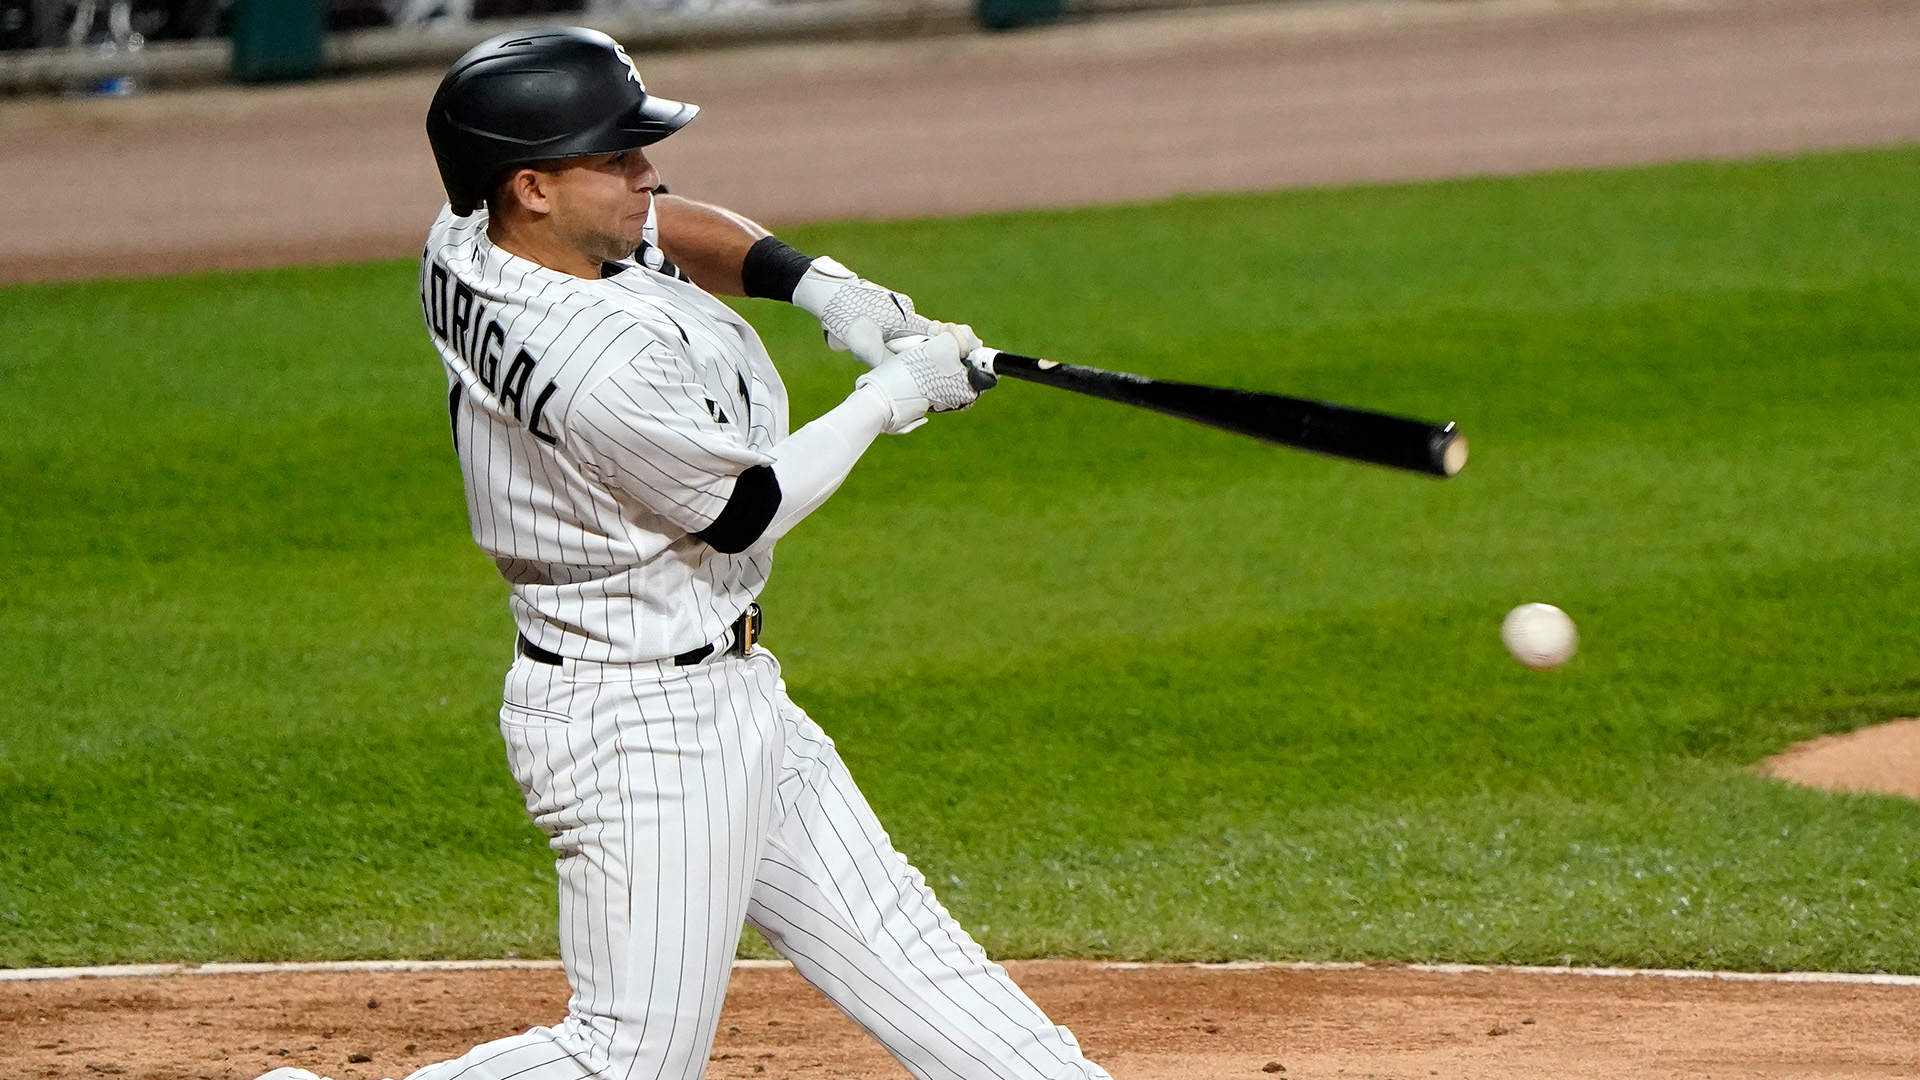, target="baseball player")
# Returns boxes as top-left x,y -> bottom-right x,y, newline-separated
260,26 -> 1109,1080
